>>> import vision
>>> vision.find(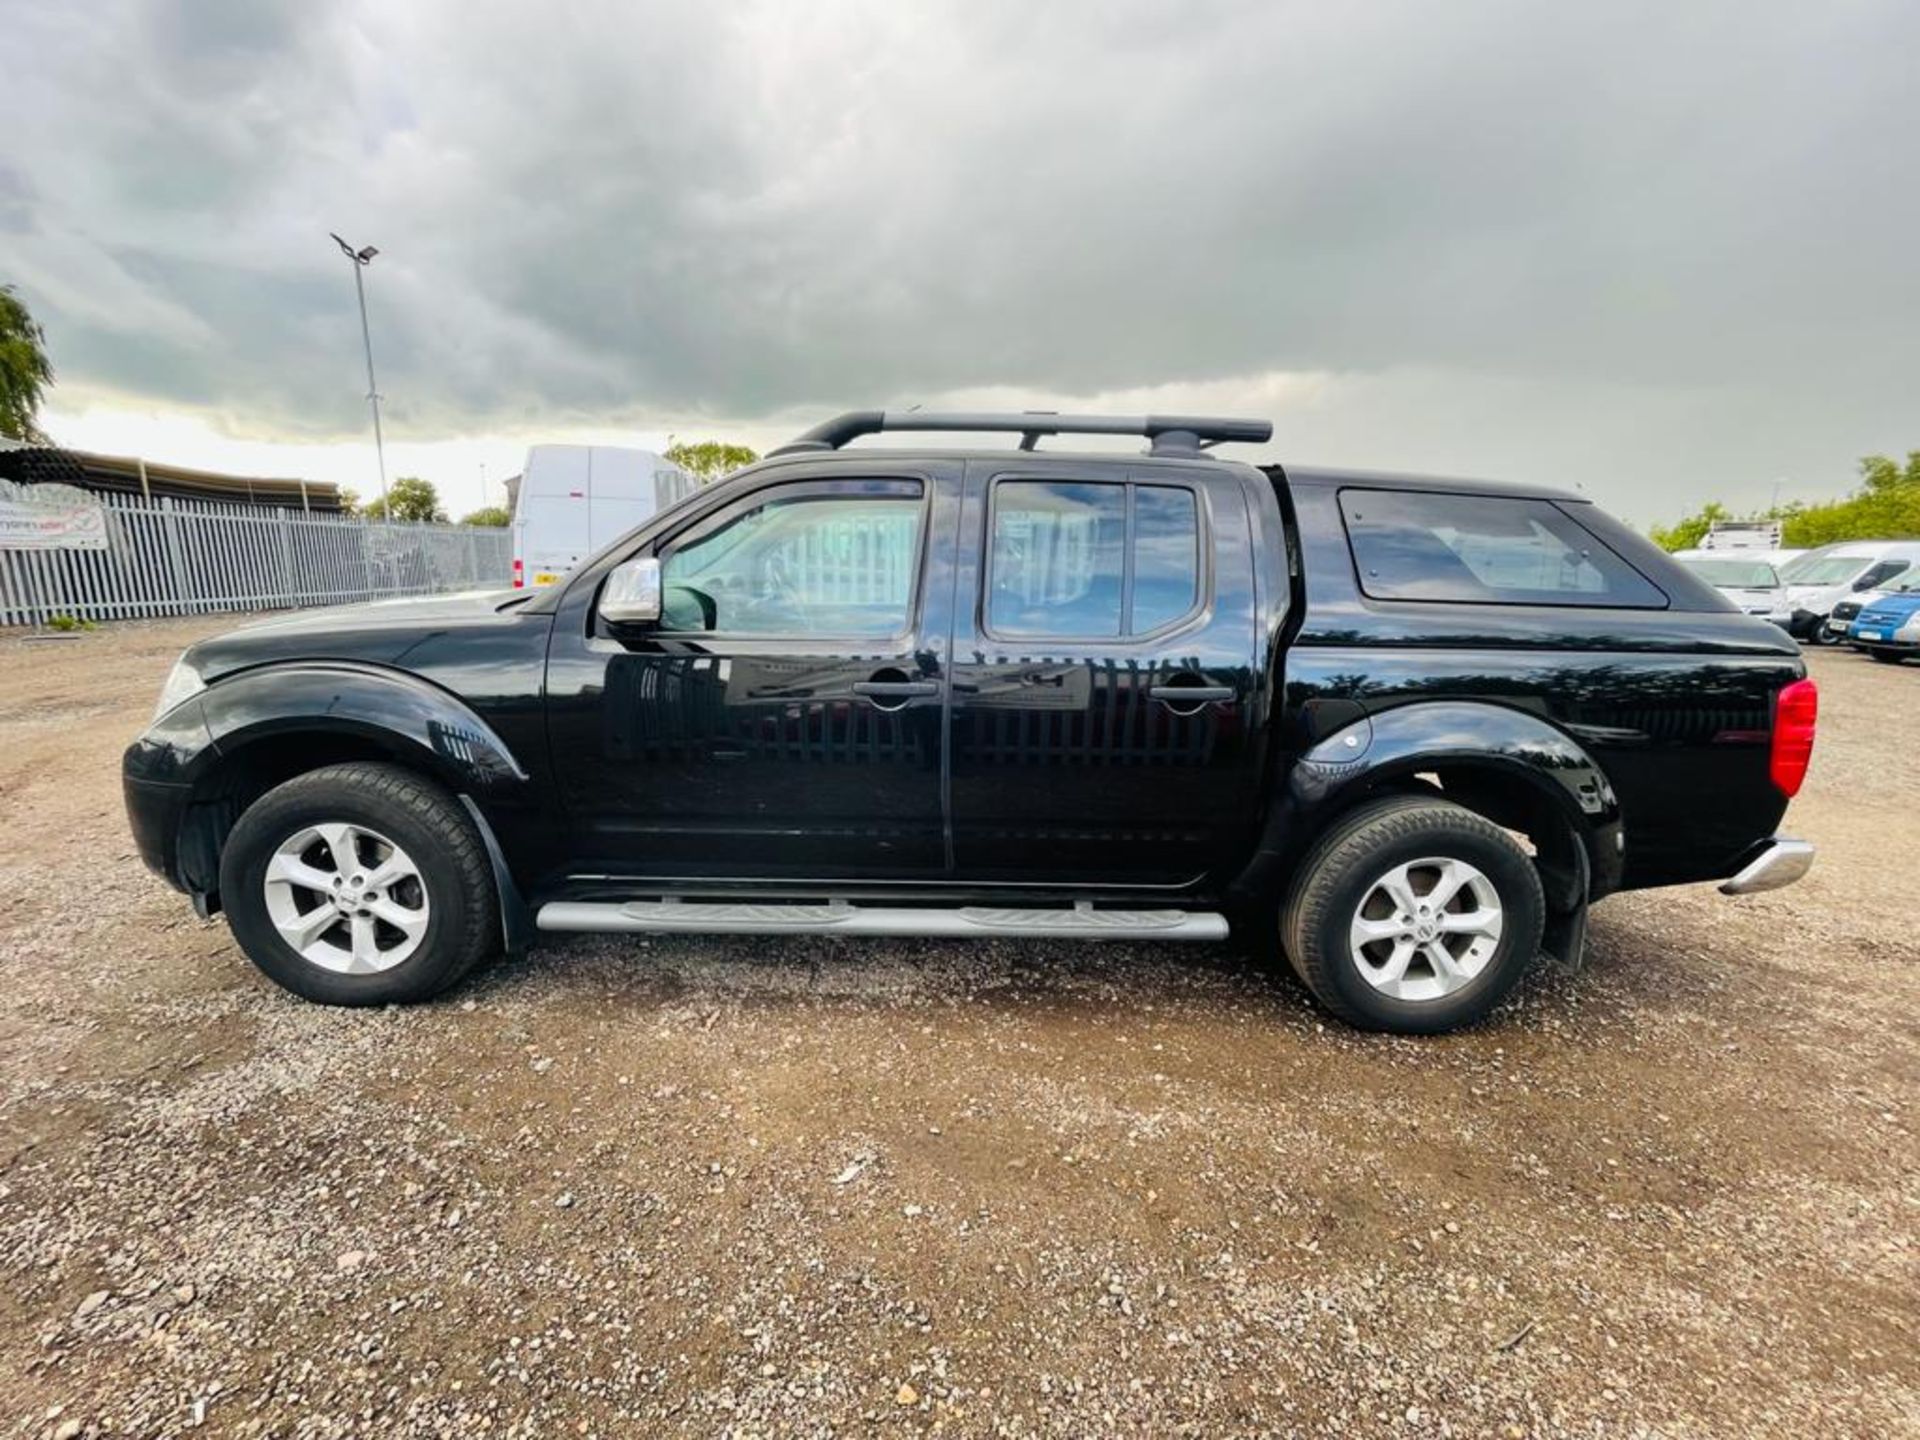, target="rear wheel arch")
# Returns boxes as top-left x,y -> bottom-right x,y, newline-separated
1285,761 -> 1586,907
1290,700 -> 1620,900
1411,760 -> 1593,909
1235,703 -> 1618,950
